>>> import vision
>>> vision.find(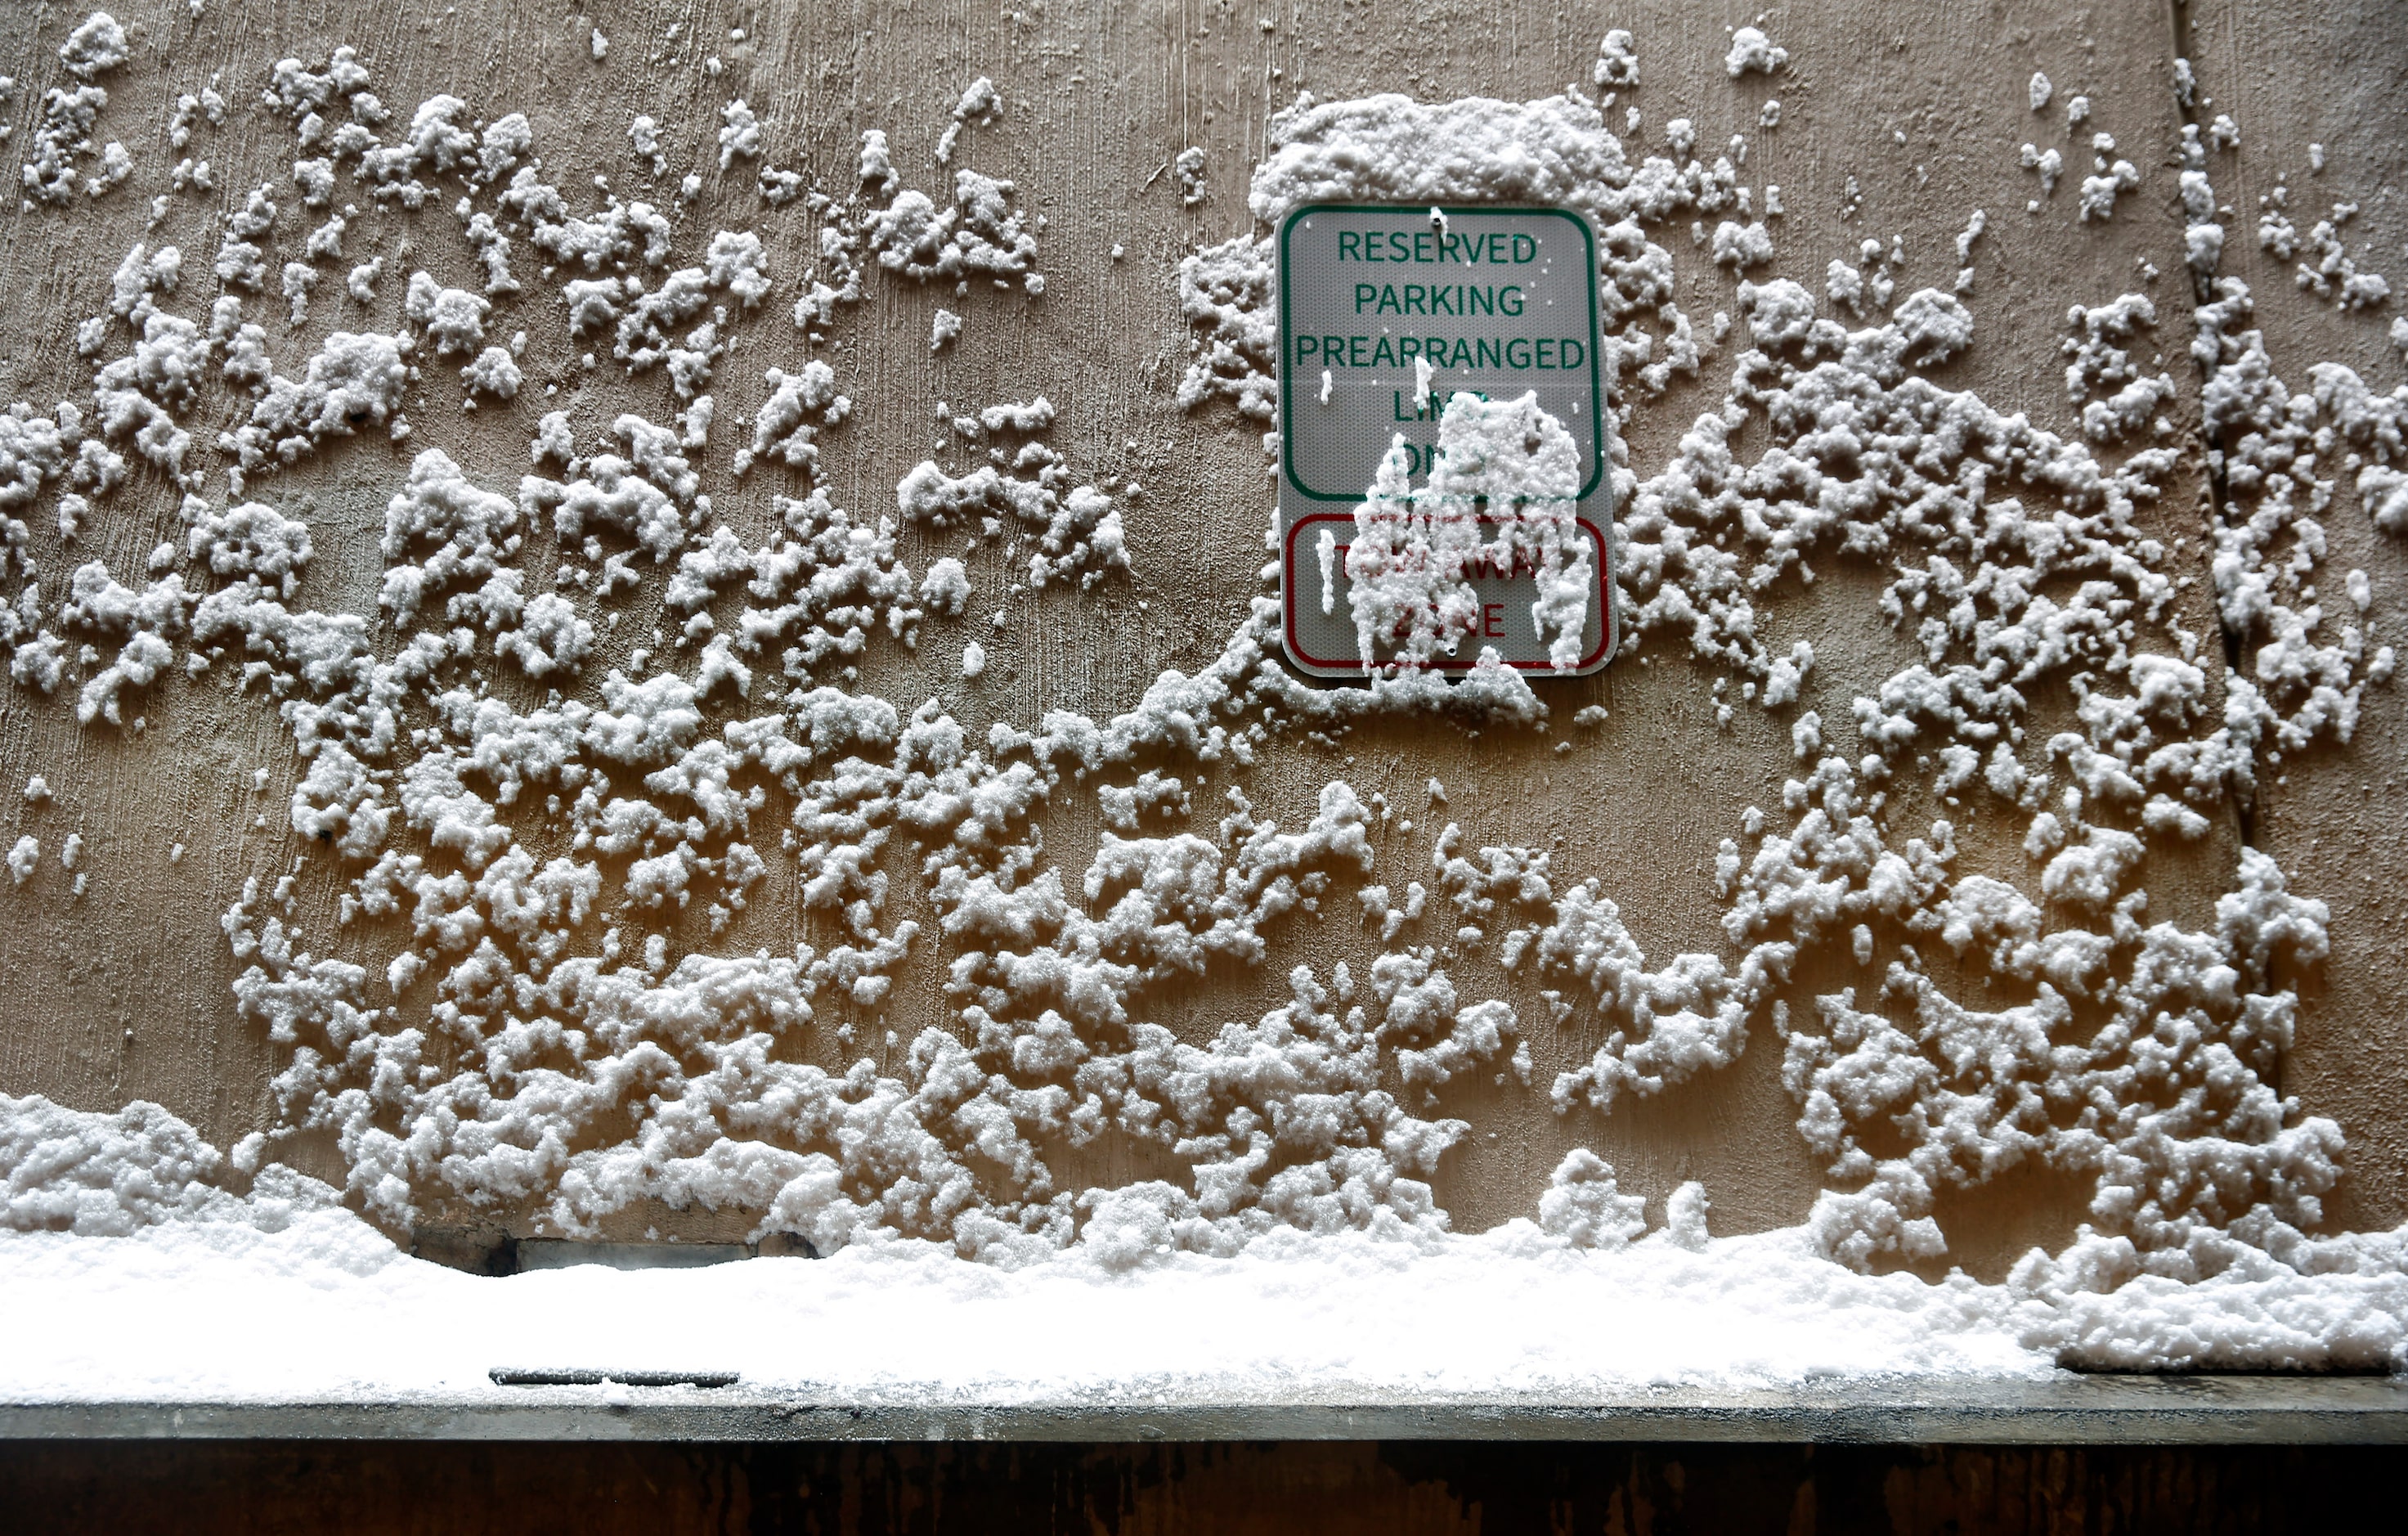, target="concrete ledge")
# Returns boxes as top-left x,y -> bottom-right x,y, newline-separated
5,1376 -> 2406,1444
